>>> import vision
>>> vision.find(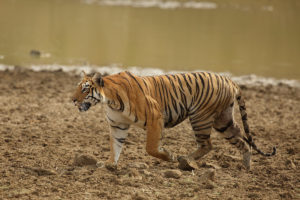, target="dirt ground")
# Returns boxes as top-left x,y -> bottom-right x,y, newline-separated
0,69 -> 299,200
